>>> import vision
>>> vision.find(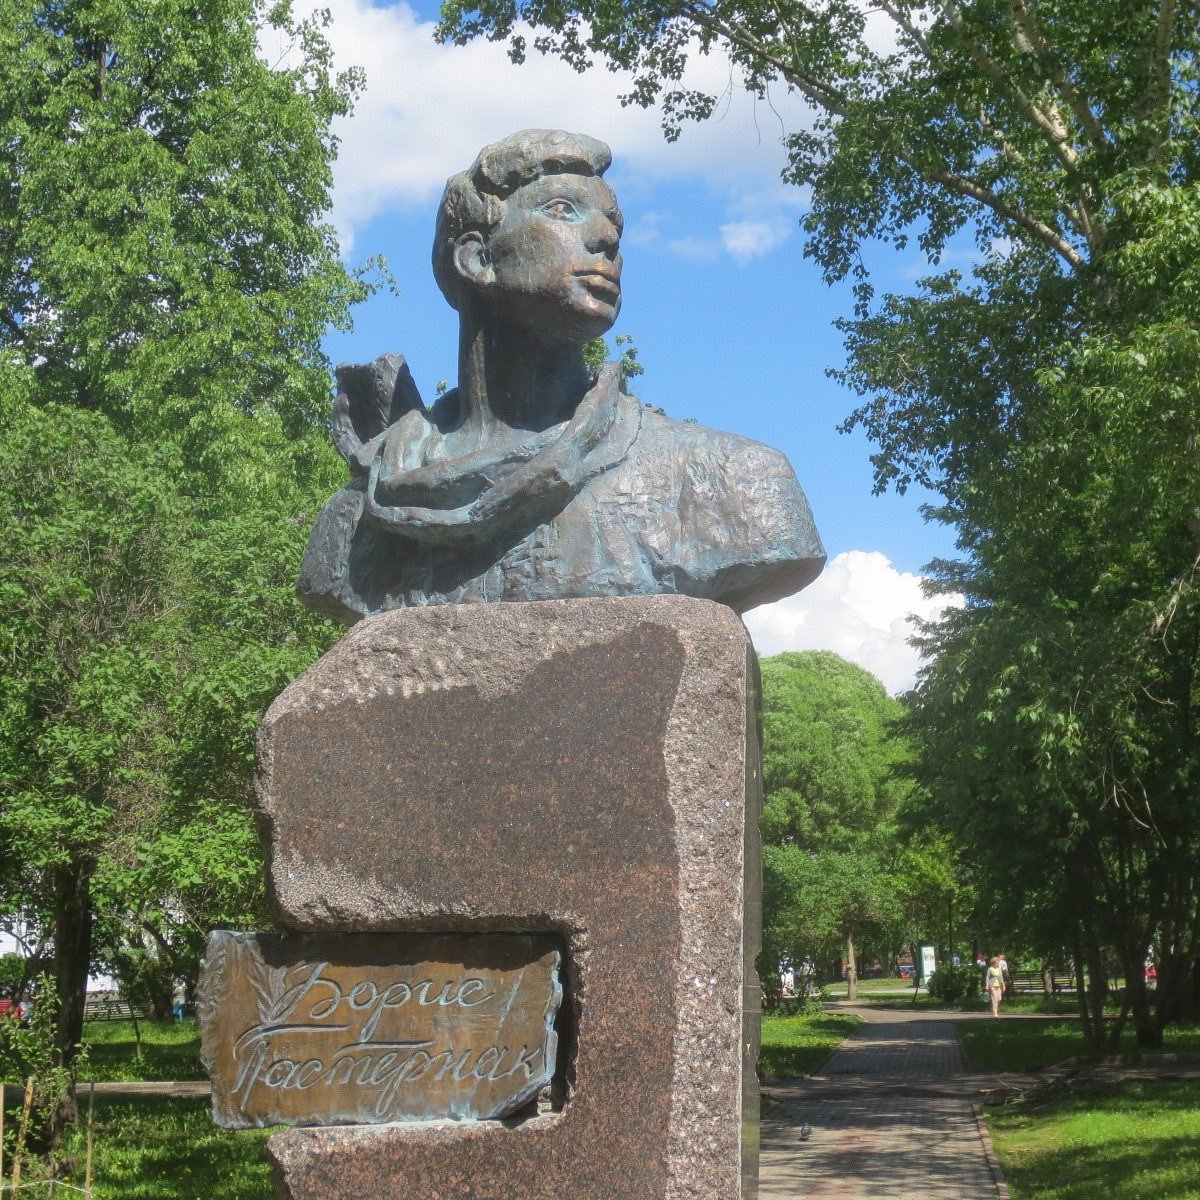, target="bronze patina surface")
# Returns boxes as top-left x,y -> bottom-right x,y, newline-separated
298,129 -> 824,618
198,931 -> 561,1129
